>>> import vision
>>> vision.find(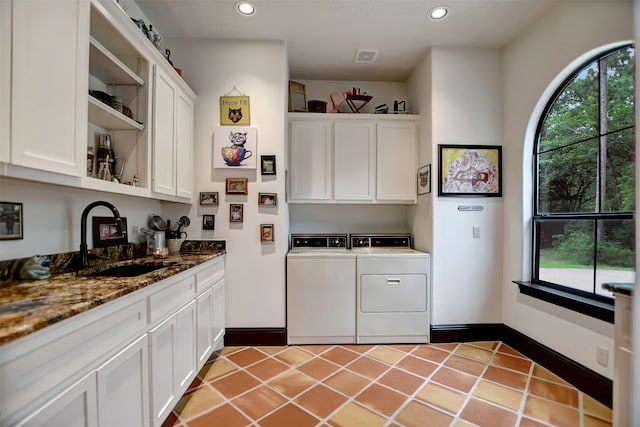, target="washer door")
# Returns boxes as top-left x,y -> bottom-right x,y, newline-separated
360,274 -> 427,312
